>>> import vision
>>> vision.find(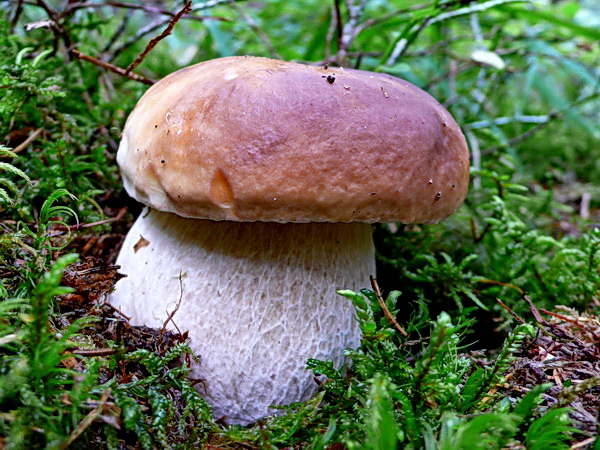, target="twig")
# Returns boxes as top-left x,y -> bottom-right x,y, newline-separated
61,1 -> 226,22
124,1 -> 192,75
496,298 -> 525,324
191,0 -> 246,11
71,348 -> 117,356
59,390 -> 111,449
465,114 -> 550,129
481,111 -> 559,154
52,207 -> 127,231
523,295 -> 545,324
324,3 -> 339,63
466,130 -> 481,190
385,18 -> 430,66
337,0 -> 368,67
428,0 -> 527,27
370,275 -> 408,336
109,0 -> 242,59
477,278 -> 525,295
162,272 -> 185,333
333,0 -> 343,54
102,7 -> 132,53
104,302 -> 131,321
354,2 -> 429,36
10,0 -> 24,31
232,2 -> 280,59
385,0 -> 526,66
12,127 -> 43,154
34,0 -> 73,54
109,16 -> 169,59
72,49 -> 155,85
